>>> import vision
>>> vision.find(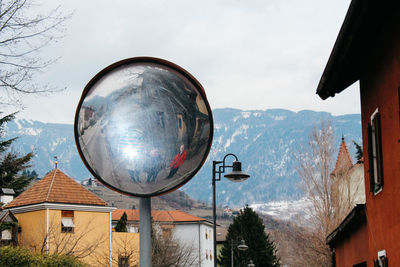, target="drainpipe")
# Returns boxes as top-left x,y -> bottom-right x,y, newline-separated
109,211 -> 112,267
198,223 -> 201,267
46,208 -> 49,253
